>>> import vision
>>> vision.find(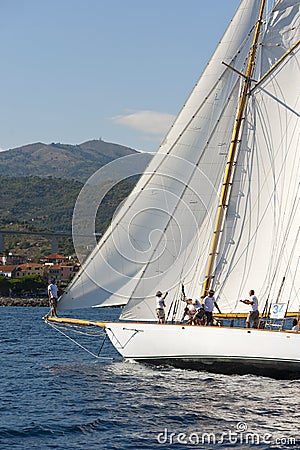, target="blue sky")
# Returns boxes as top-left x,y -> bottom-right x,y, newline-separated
0,0 -> 240,152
